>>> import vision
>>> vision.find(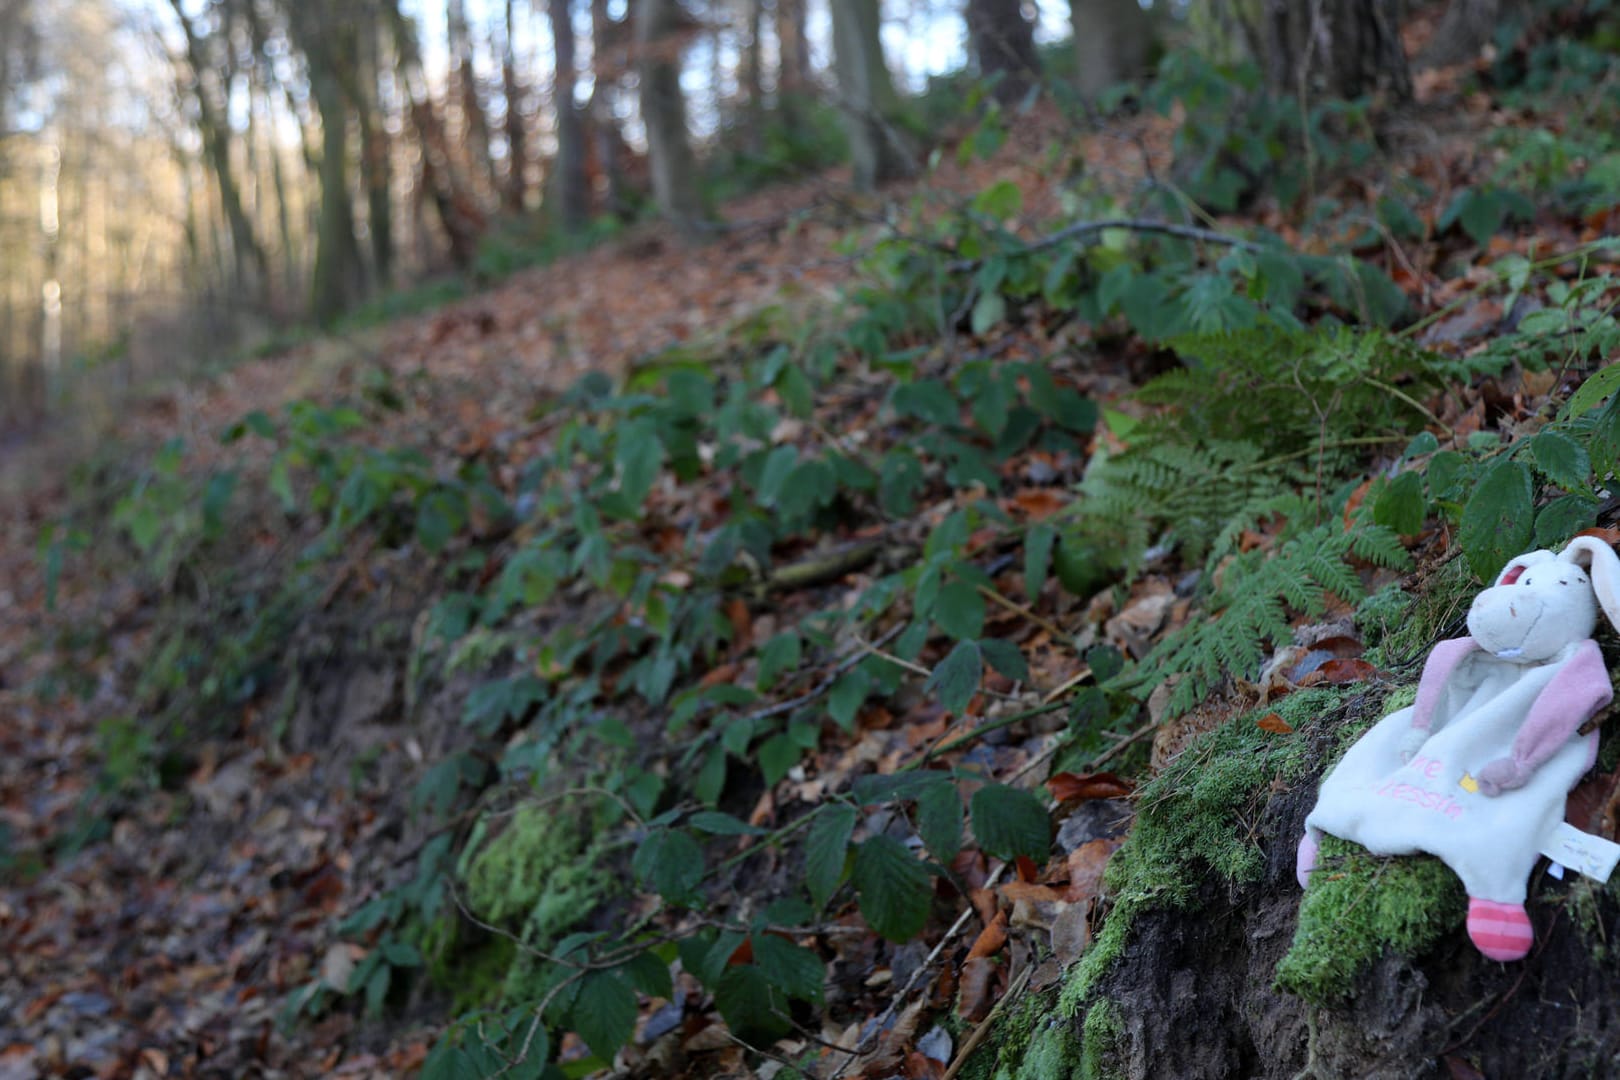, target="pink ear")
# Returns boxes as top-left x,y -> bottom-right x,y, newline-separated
1493,551 -> 1556,587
